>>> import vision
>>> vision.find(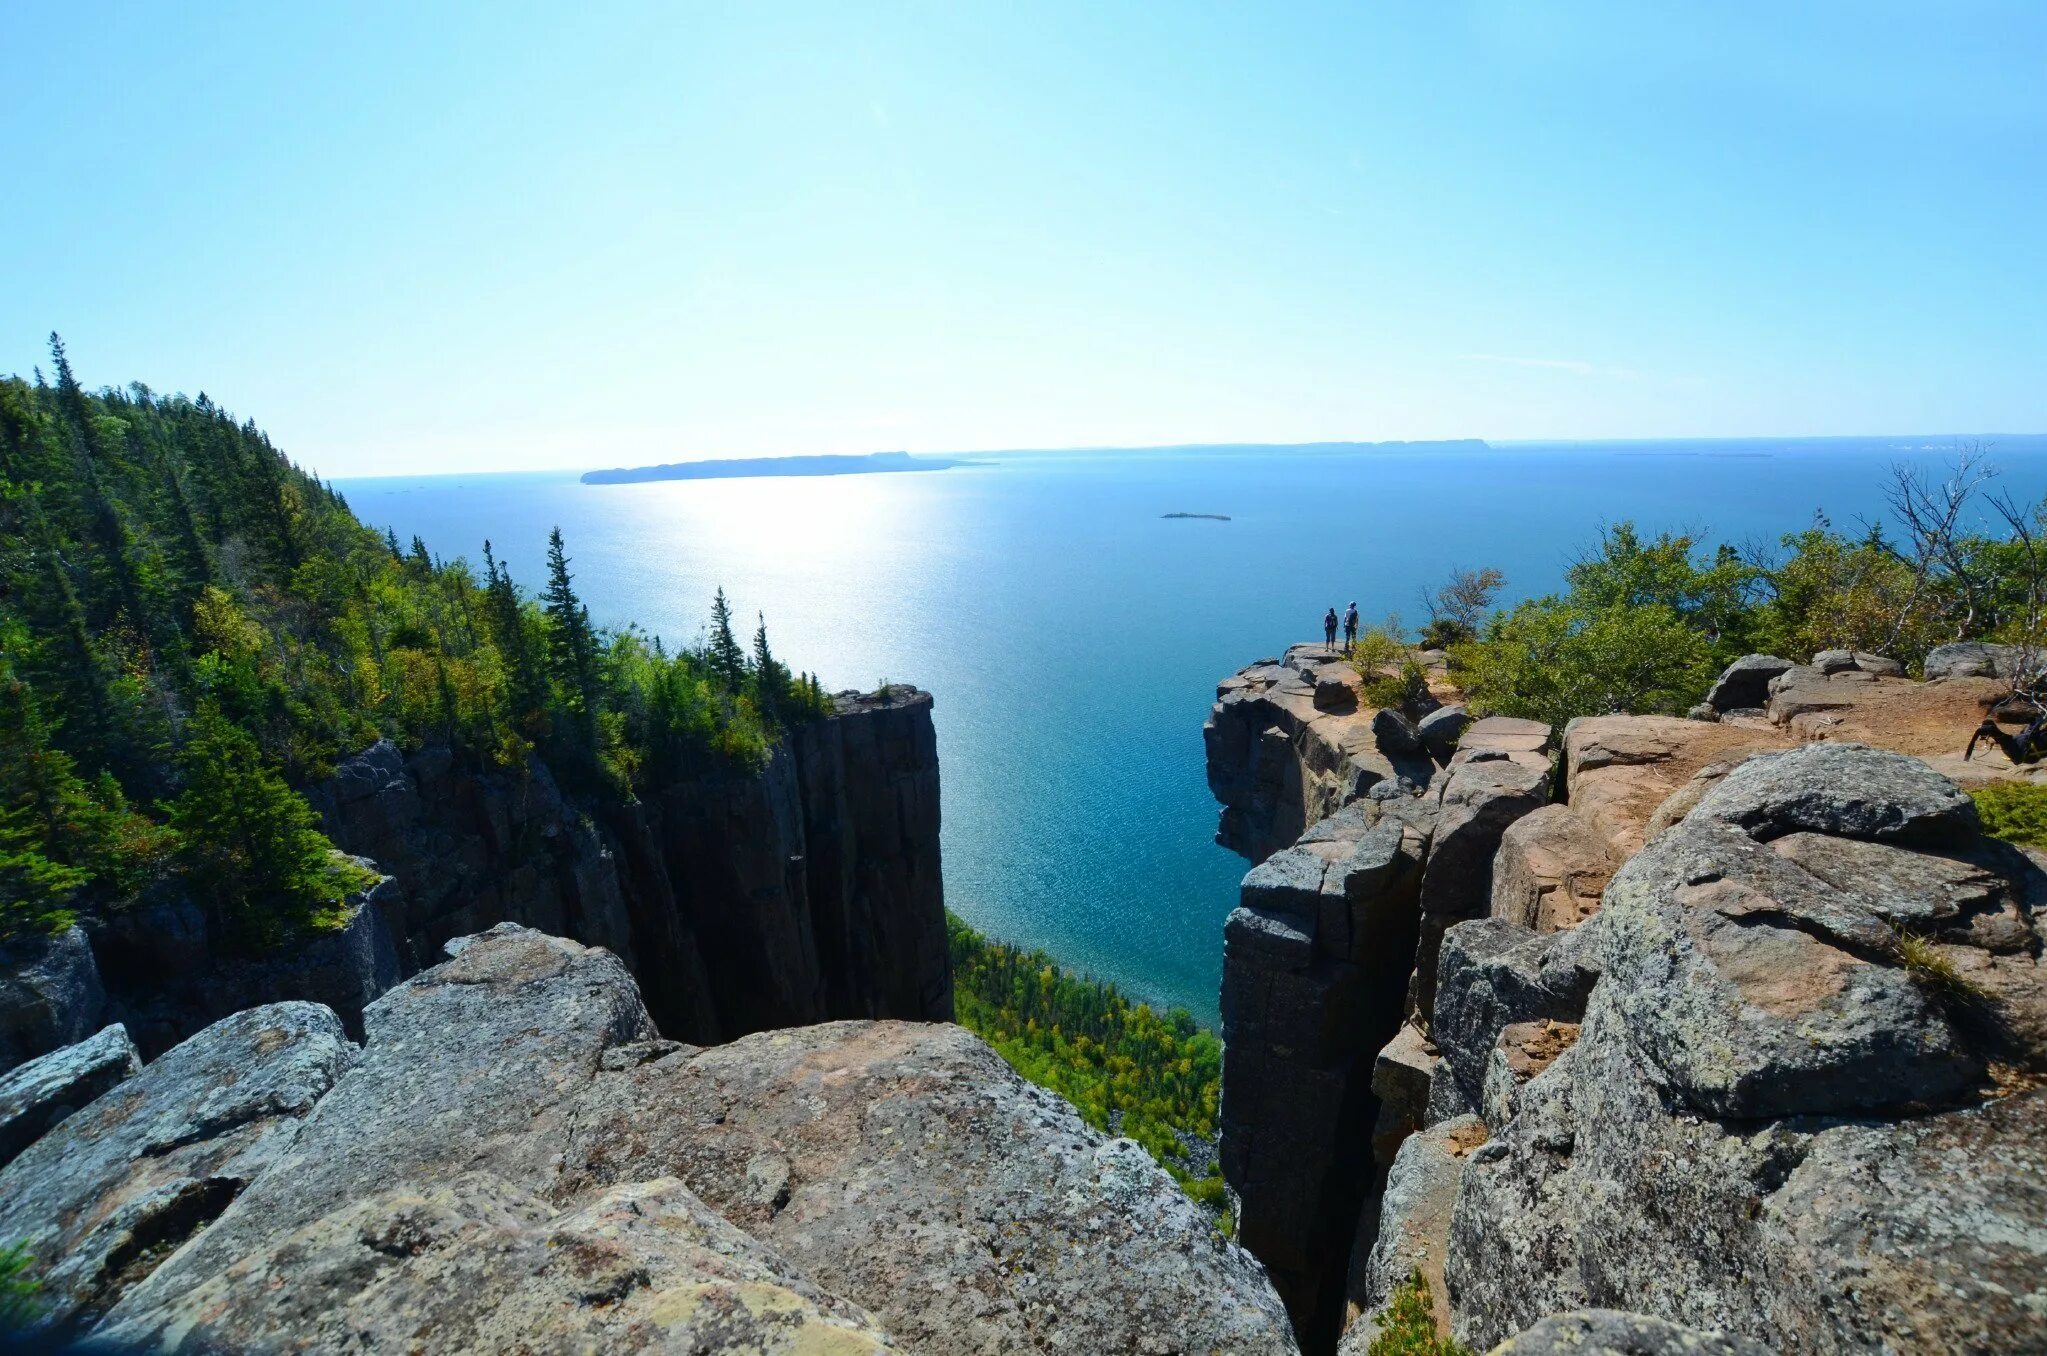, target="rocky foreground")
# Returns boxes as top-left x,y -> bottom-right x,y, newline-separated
0,925 -> 1295,1353
1209,642 -> 2047,1354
